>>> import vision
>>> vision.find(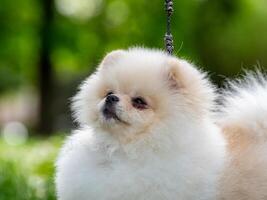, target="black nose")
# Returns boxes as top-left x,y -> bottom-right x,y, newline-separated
105,94 -> 119,104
